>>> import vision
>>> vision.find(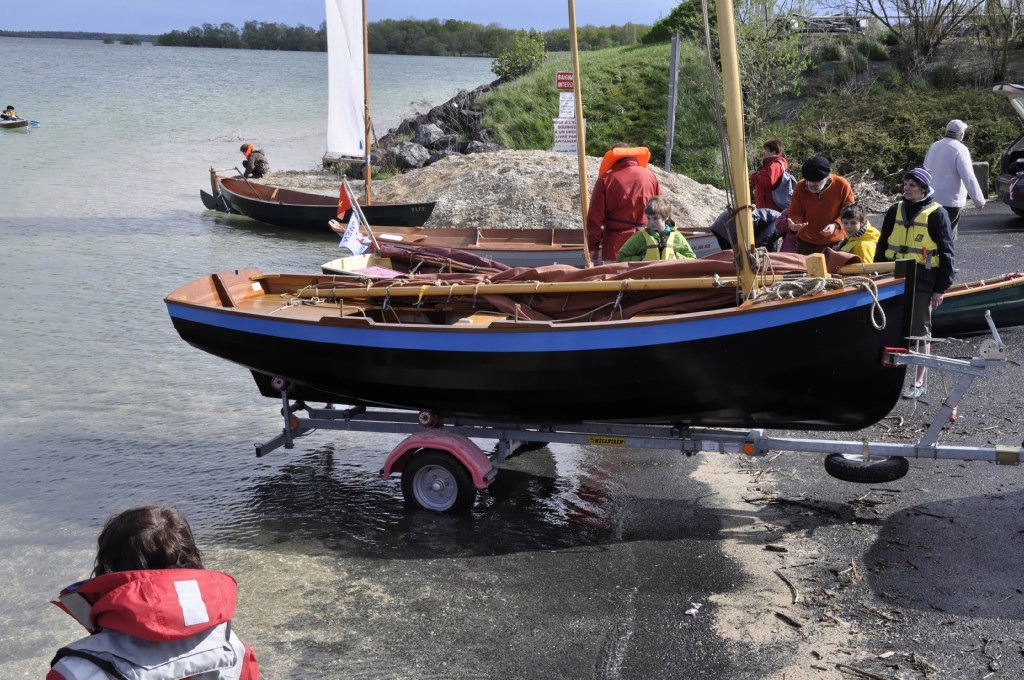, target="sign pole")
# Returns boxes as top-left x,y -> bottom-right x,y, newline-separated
568,0 -> 593,268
